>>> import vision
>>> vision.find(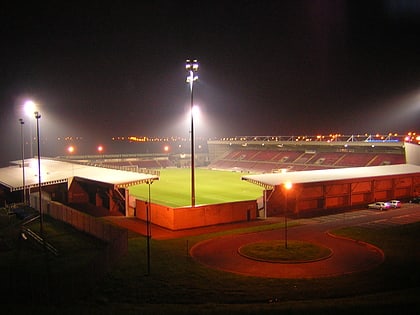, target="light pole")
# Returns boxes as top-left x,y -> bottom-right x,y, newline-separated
35,111 -> 43,237
146,179 -> 153,275
19,118 -> 26,204
284,181 -> 292,249
186,59 -> 198,207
